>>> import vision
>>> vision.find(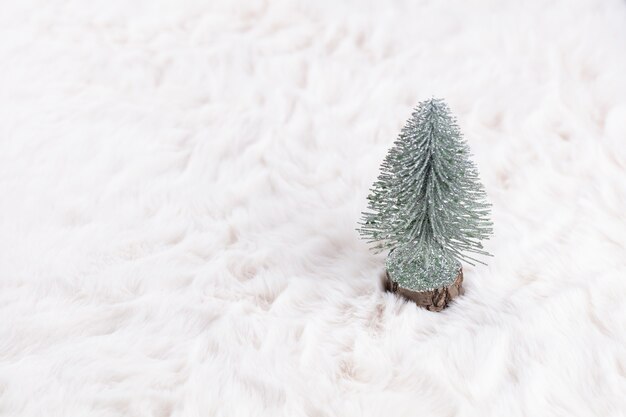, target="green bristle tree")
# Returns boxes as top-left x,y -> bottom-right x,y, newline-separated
359,98 -> 492,303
